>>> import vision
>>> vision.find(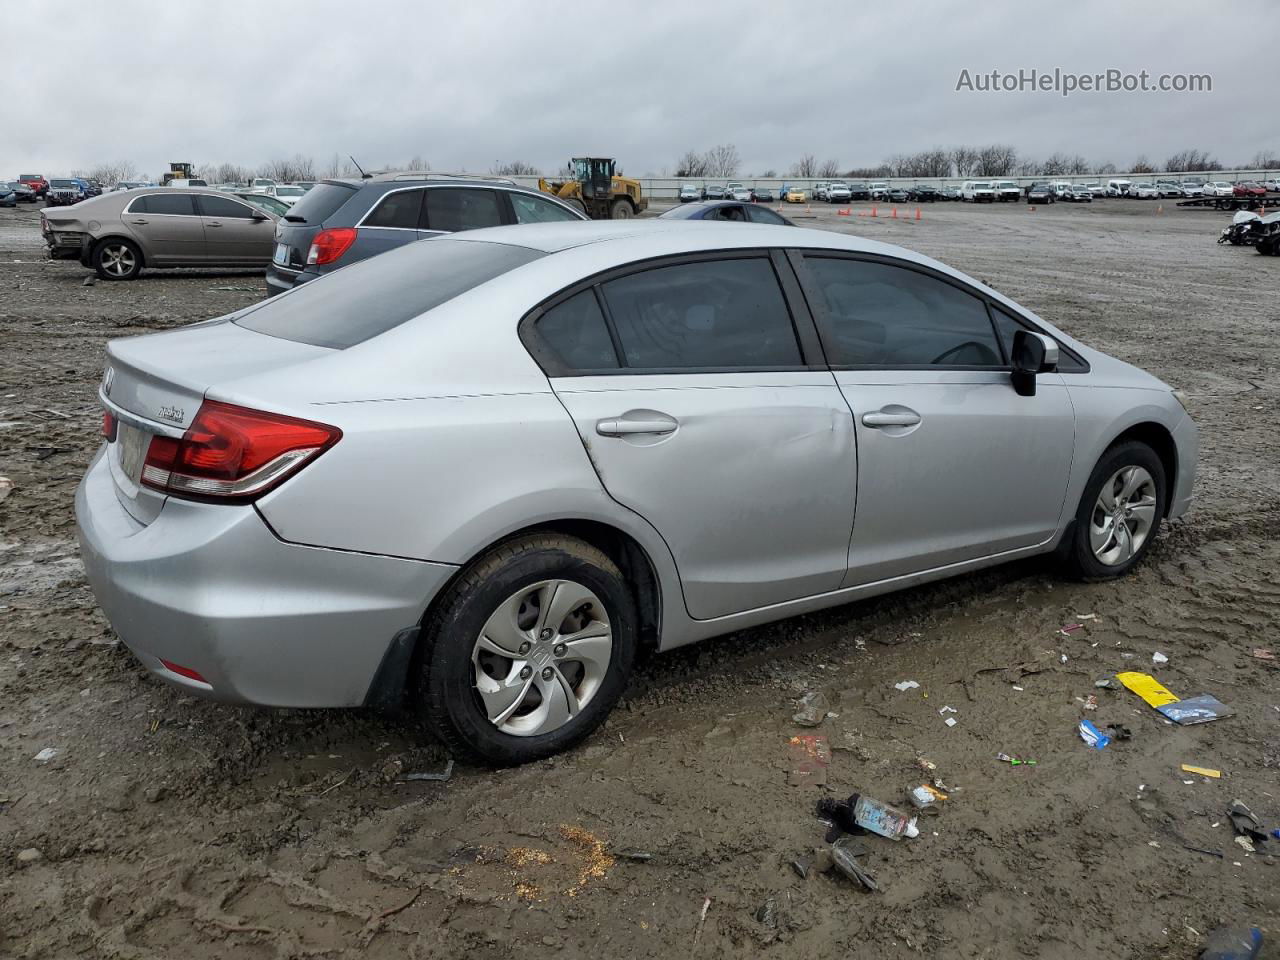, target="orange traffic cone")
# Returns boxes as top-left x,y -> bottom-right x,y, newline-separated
891,206 -> 898,219
1156,204 -> 1163,215
870,205 -> 878,218
1028,205 -> 1036,211
914,207 -> 921,221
